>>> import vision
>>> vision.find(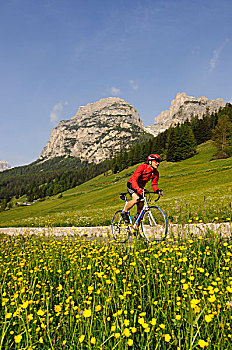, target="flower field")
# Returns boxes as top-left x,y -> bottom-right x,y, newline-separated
0,232 -> 232,349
